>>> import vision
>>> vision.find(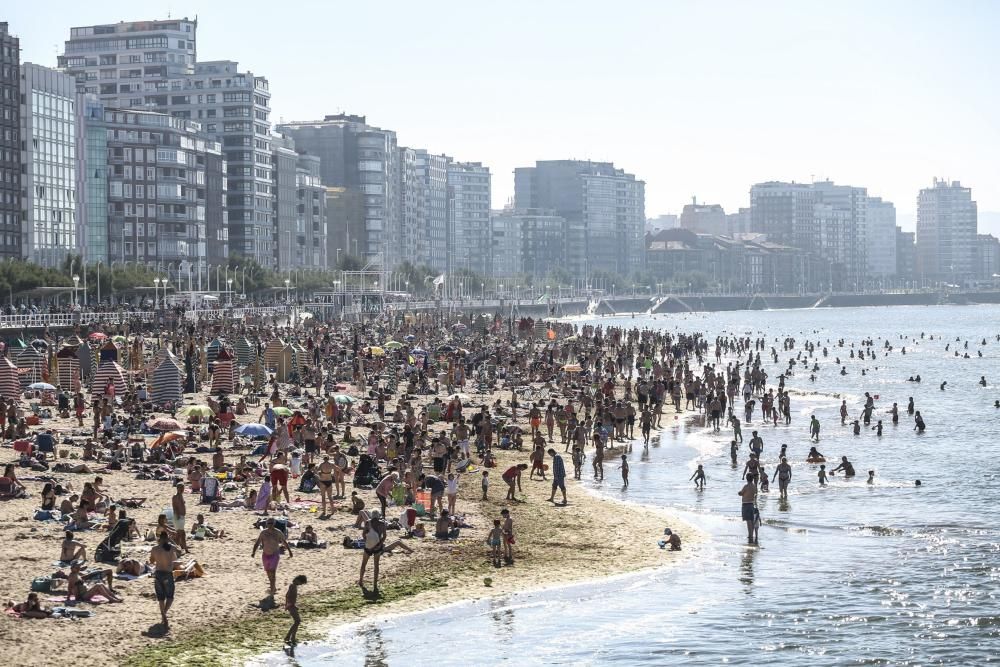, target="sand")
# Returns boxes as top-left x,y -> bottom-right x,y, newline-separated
0,358 -> 703,666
